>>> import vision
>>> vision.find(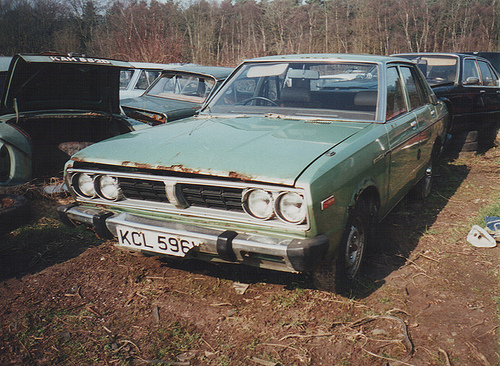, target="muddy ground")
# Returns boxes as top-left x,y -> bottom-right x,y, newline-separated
0,146 -> 499,366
